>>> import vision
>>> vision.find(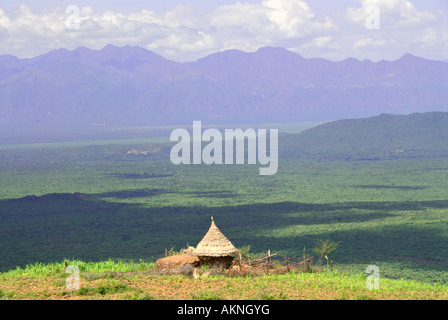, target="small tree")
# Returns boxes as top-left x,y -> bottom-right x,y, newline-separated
313,239 -> 340,271
238,244 -> 251,259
